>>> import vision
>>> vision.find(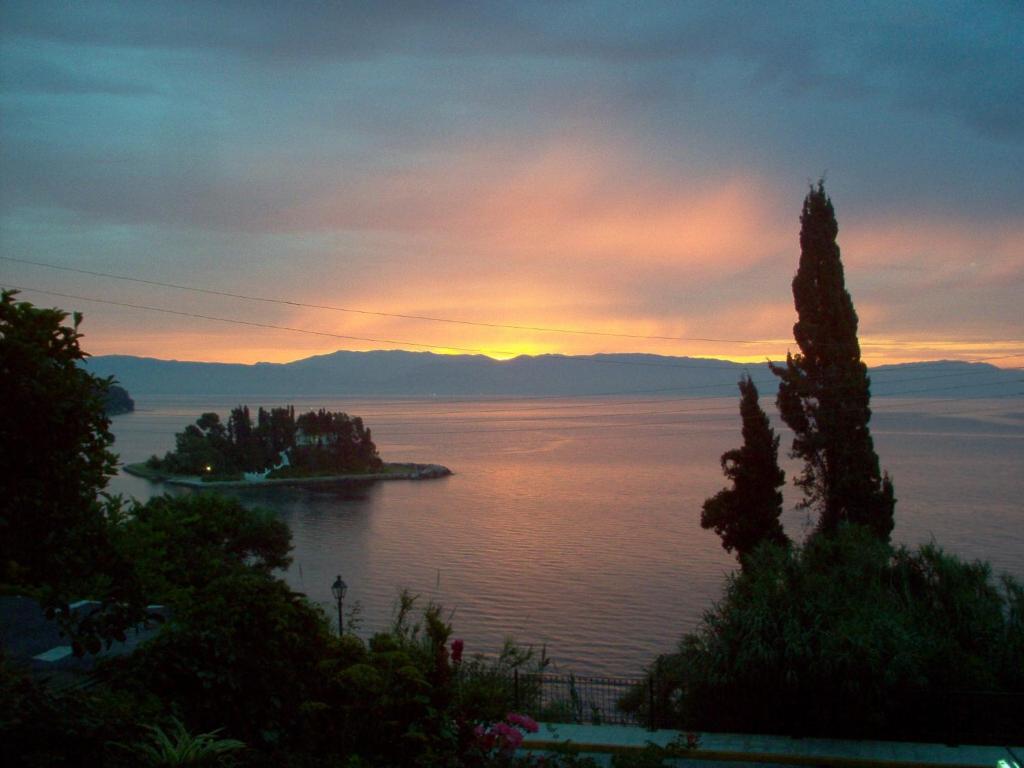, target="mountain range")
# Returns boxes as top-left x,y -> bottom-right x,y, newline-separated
83,350 -> 1022,399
